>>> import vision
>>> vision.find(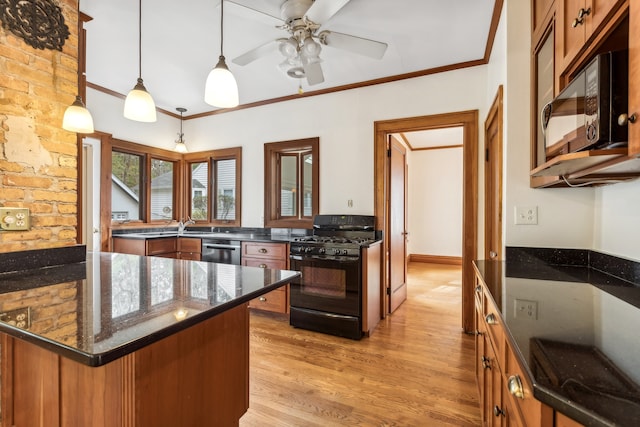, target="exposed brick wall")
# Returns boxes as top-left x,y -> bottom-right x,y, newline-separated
0,0 -> 79,252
